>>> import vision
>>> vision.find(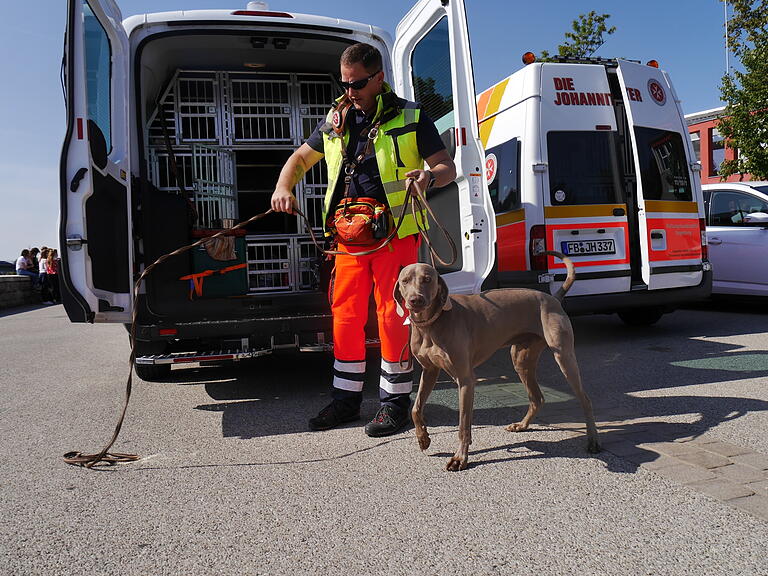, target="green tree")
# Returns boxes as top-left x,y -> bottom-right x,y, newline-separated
540,11 -> 616,61
717,0 -> 768,179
